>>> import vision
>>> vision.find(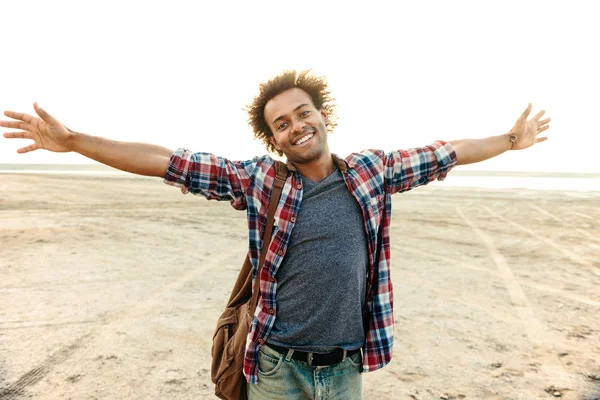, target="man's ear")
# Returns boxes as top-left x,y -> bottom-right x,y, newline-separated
269,136 -> 281,152
320,109 -> 329,125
